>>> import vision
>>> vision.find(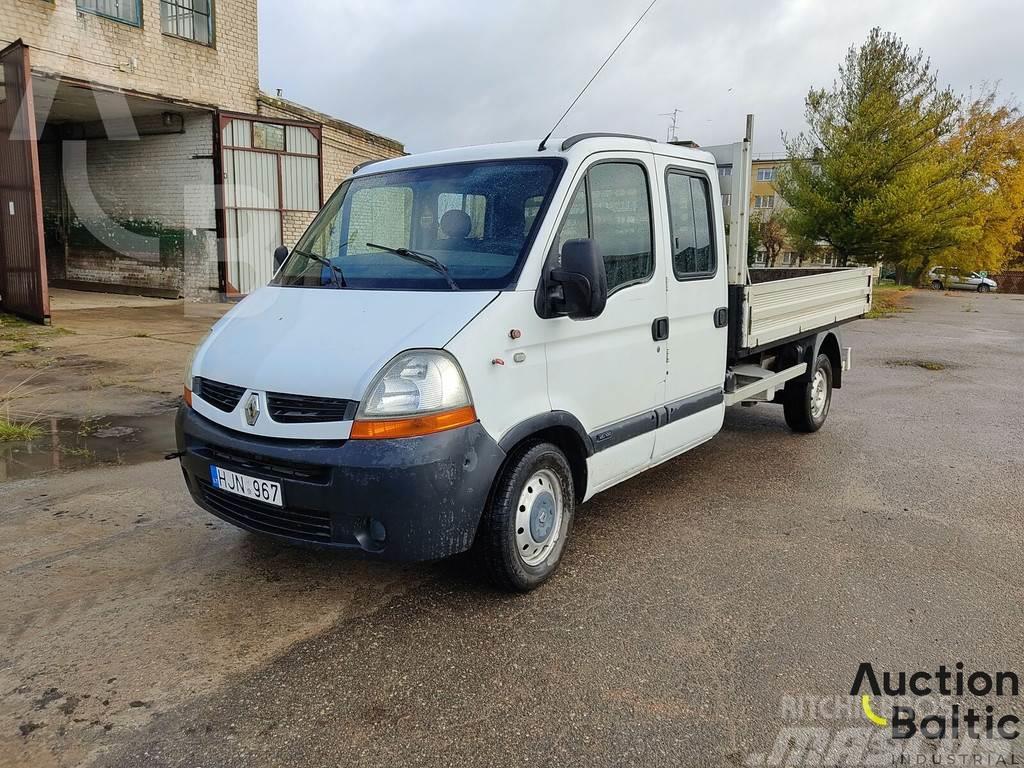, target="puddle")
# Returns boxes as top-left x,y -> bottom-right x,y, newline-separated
0,411 -> 177,482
